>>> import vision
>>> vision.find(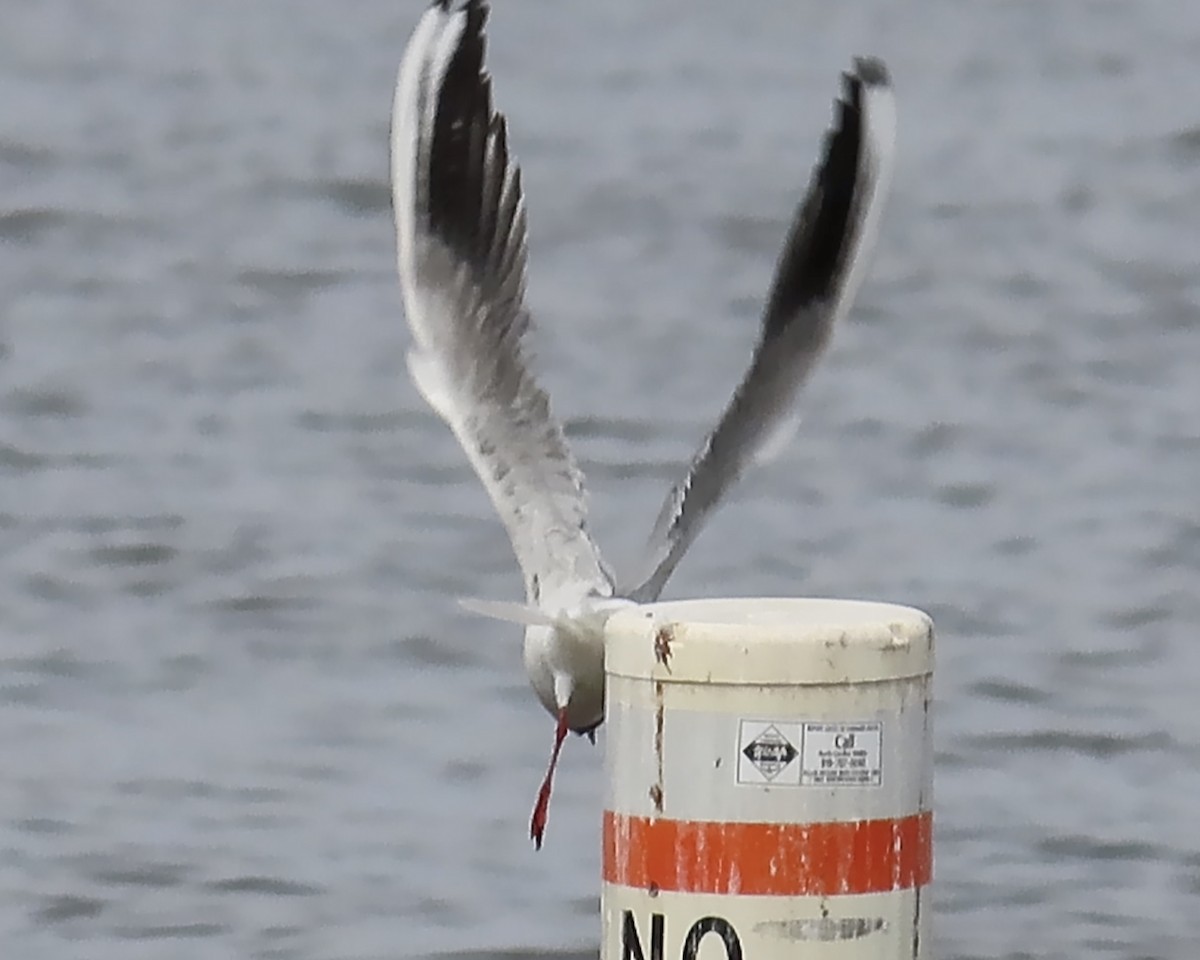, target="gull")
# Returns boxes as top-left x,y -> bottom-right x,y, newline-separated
391,0 -> 895,848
